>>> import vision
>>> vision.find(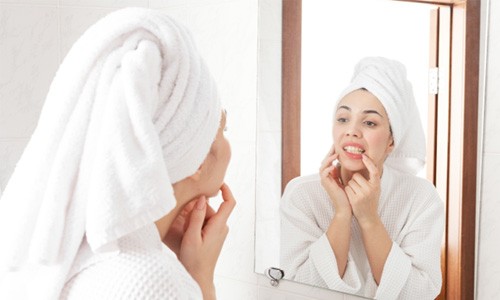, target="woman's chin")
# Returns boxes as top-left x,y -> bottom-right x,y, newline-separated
338,158 -> 365,172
